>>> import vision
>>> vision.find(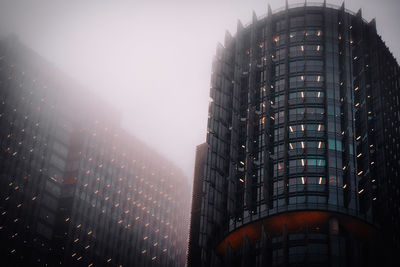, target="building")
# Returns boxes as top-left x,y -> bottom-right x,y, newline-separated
0,35 -> 190,267
193,1 -> 400,266
186,143 -> 207,267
